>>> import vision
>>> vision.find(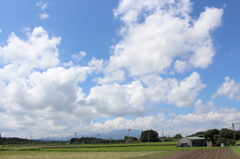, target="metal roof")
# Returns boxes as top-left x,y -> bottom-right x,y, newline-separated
184,136 -> 205,140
